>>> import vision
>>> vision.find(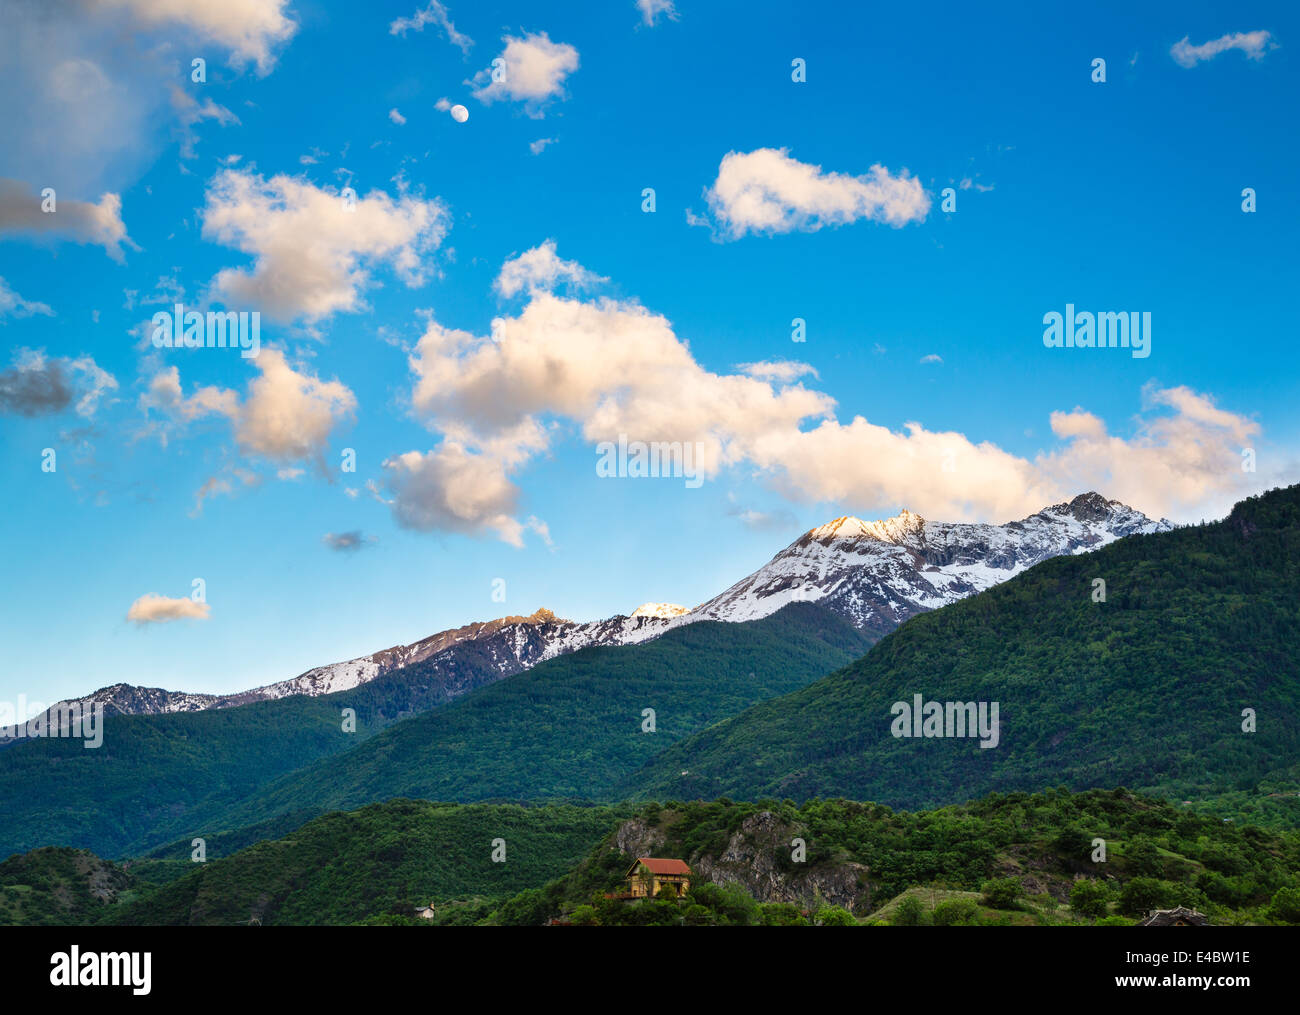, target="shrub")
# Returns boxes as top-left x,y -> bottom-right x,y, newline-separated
760,902 -> 807,926
891,895 -> 928,926
931,898 -> 981,926
814,905 -> 856,926
981,878 -> 1021,910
